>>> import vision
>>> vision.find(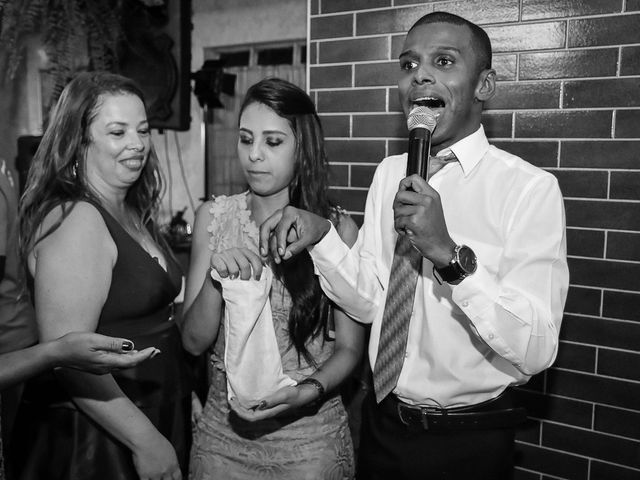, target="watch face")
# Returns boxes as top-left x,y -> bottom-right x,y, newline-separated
458,246 -> 477,274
